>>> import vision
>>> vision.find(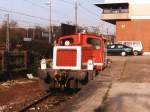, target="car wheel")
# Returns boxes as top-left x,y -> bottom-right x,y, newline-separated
121,52 -> 126,56
133,51 -> 138,56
